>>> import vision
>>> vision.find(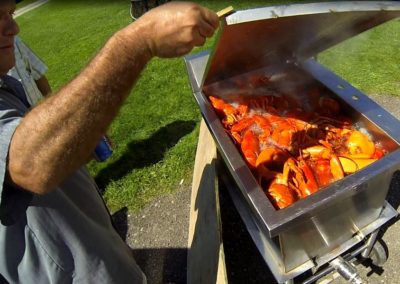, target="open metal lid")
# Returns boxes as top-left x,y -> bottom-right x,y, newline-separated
202,1 -> 400,87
